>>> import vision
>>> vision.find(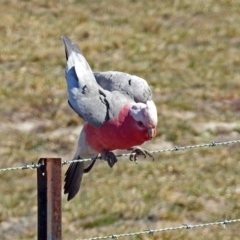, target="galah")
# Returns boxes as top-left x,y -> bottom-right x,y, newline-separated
62,36 -> 158,201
